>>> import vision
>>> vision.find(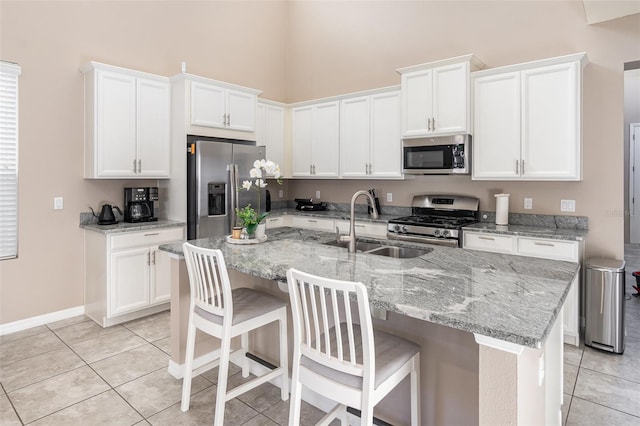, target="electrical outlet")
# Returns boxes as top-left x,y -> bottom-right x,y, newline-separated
524,197 -> 533,209
278,189 -> 283,198
315,190 -> 321,199
53,196 -> 63,210
560,199 -> 576,212
386,193 -> 393,202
